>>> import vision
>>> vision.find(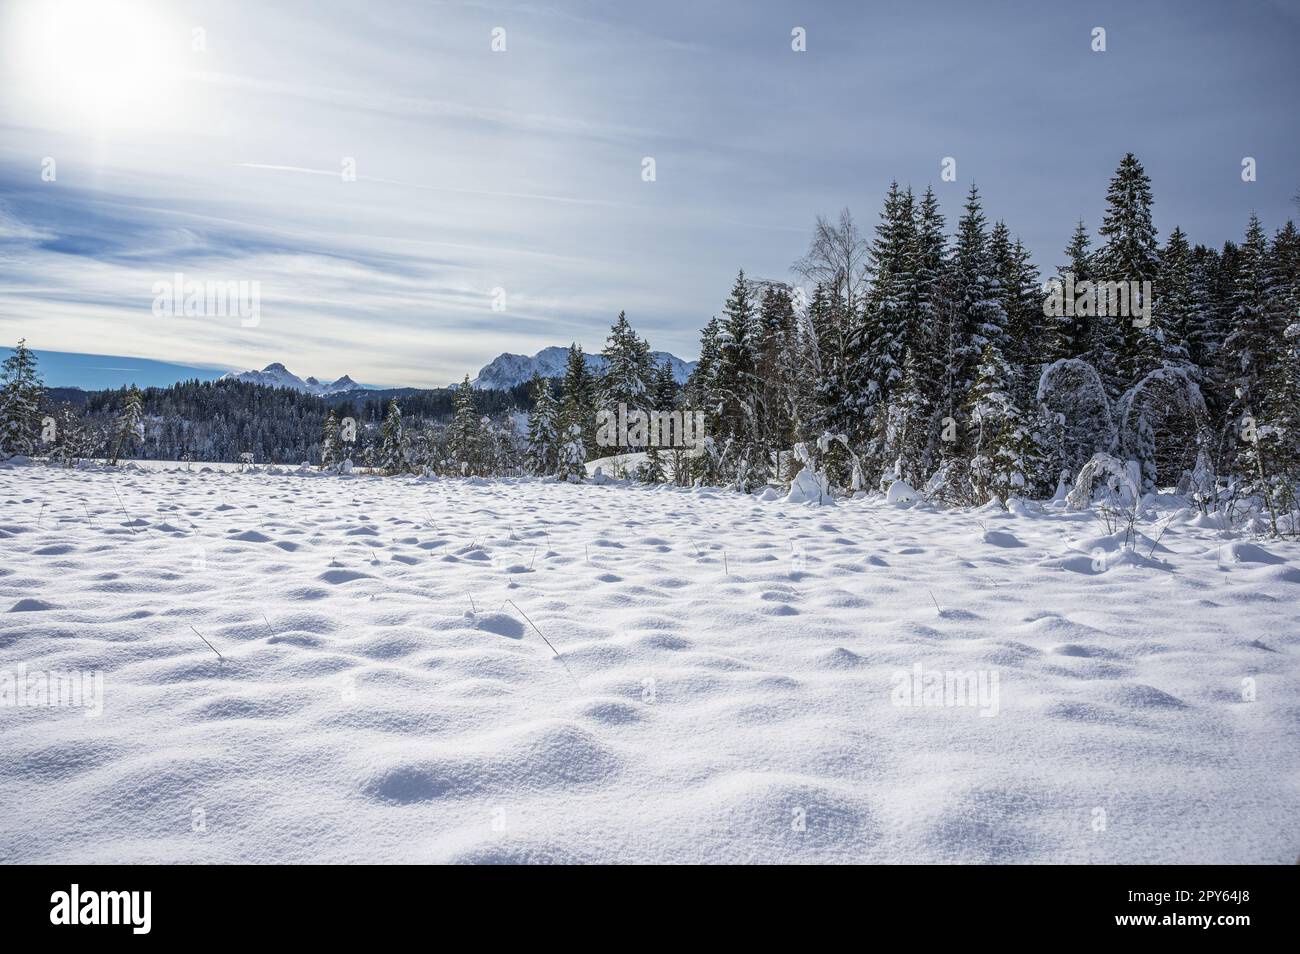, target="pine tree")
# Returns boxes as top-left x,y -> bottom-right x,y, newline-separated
965,342 -> 1050,502
989,225 -> 1039,404
1049,221 -> 1093,363
378,398 -> 407,475
1155,227 -> 1195,369
804,282 -> 855,477
1223,215 -> 1277,424
599,311 -> 654,454
878,345 -> 933,488
446,379 -> 480,475
686,317 -> 721,410
321,410 -> 340,471
600,311 -> 653,407
860,183 -> 916,410
1258,222 -> 1300,488
711,270 -> 764,487
0,339 -> 44,458
559,343 -> 596,457
911,186 -> 949,409
644,359 -> 682,484
48,404 -> 91,466
526,374 -> 560,475
109,386 -> 144,464
1096,153 -> 1161,390
652,358 -> 679,412
555,421 -> 587,481
754,285 -> 796,468
943,184 -> 1007,455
